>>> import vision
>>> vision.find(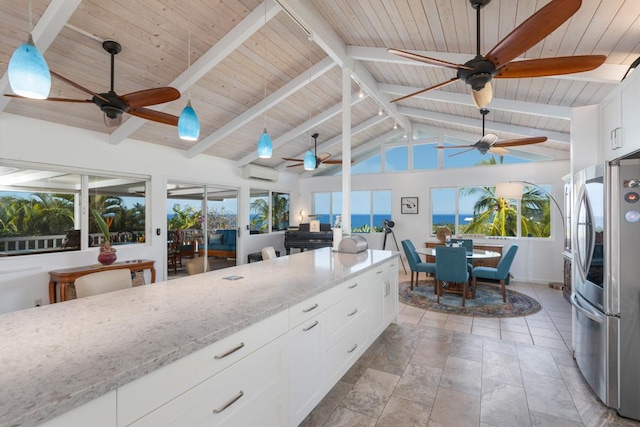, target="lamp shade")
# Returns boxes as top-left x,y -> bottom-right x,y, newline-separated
303,149 -> 316,170
257,129 -> 273,158
178,101 -> 200,141
495,182 -> 524,200
8,36 -> 51,100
